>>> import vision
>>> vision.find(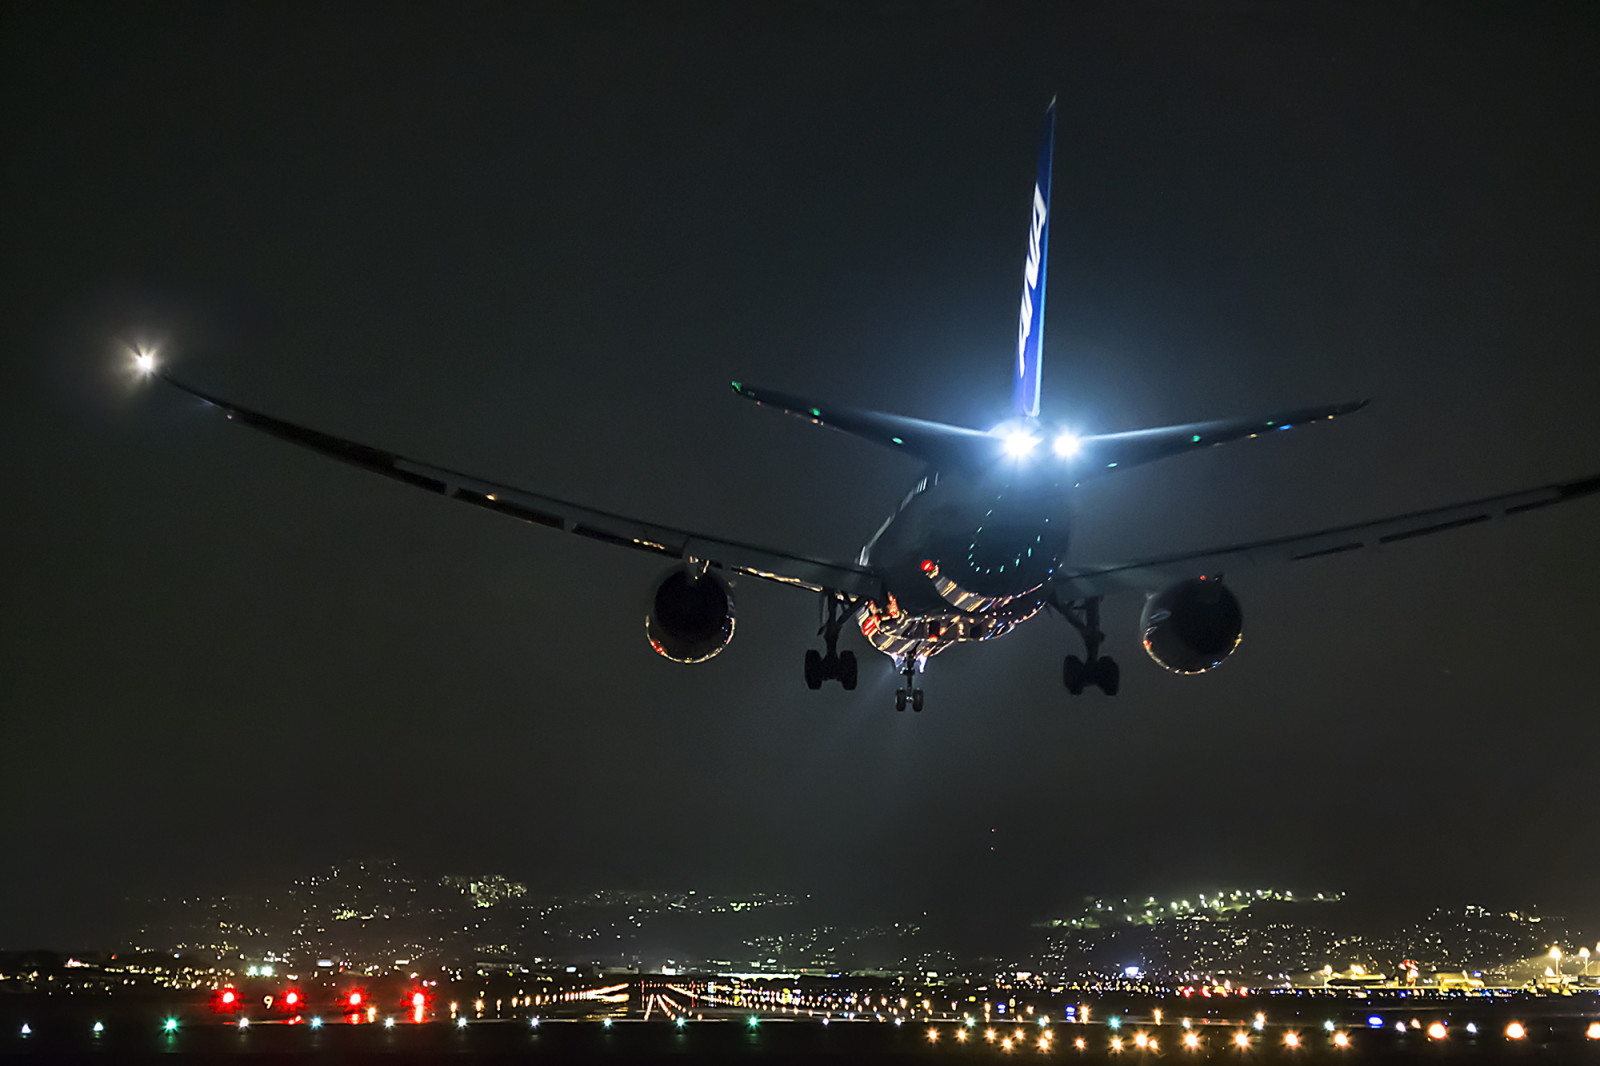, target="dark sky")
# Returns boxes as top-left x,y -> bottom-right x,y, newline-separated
4,2 -> 1598,949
